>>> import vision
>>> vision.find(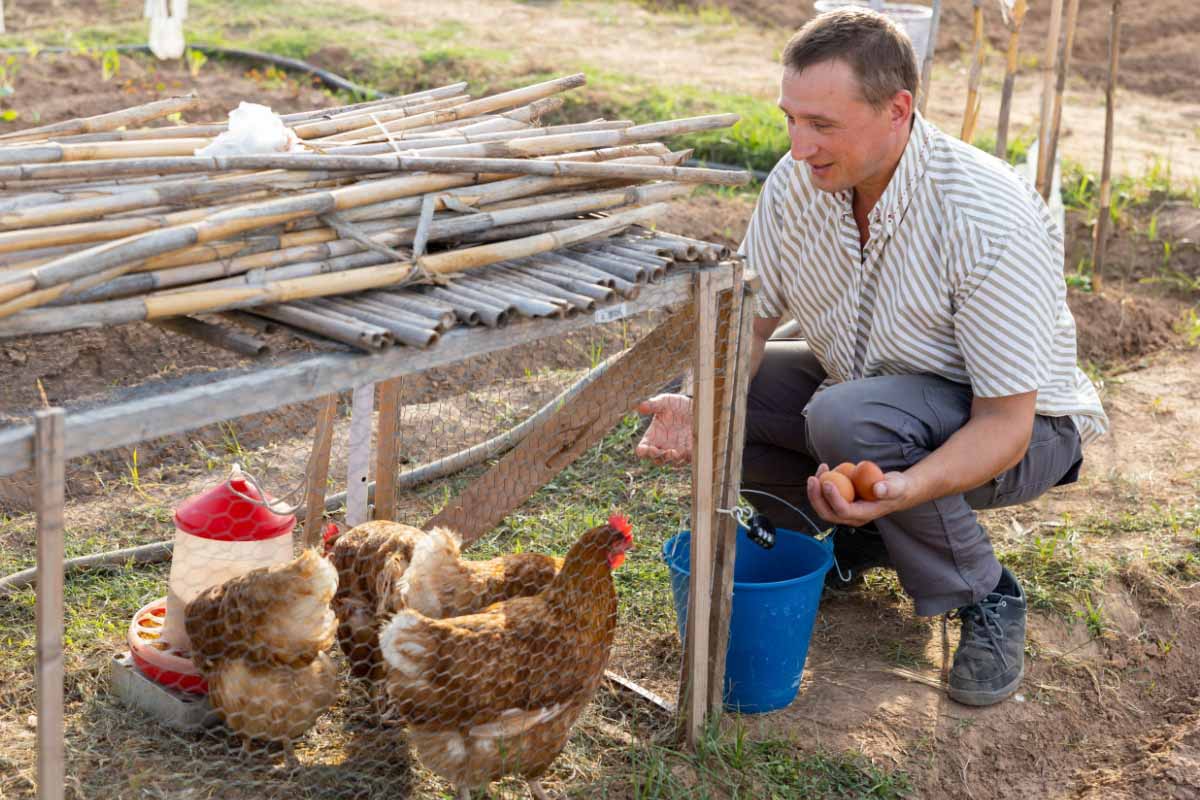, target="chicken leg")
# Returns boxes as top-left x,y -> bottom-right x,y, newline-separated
457,788 -> 472,800
529,780 -> 552,800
